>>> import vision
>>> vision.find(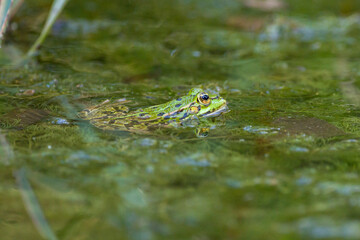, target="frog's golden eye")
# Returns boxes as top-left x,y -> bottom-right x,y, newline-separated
198,93 -> 211,106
